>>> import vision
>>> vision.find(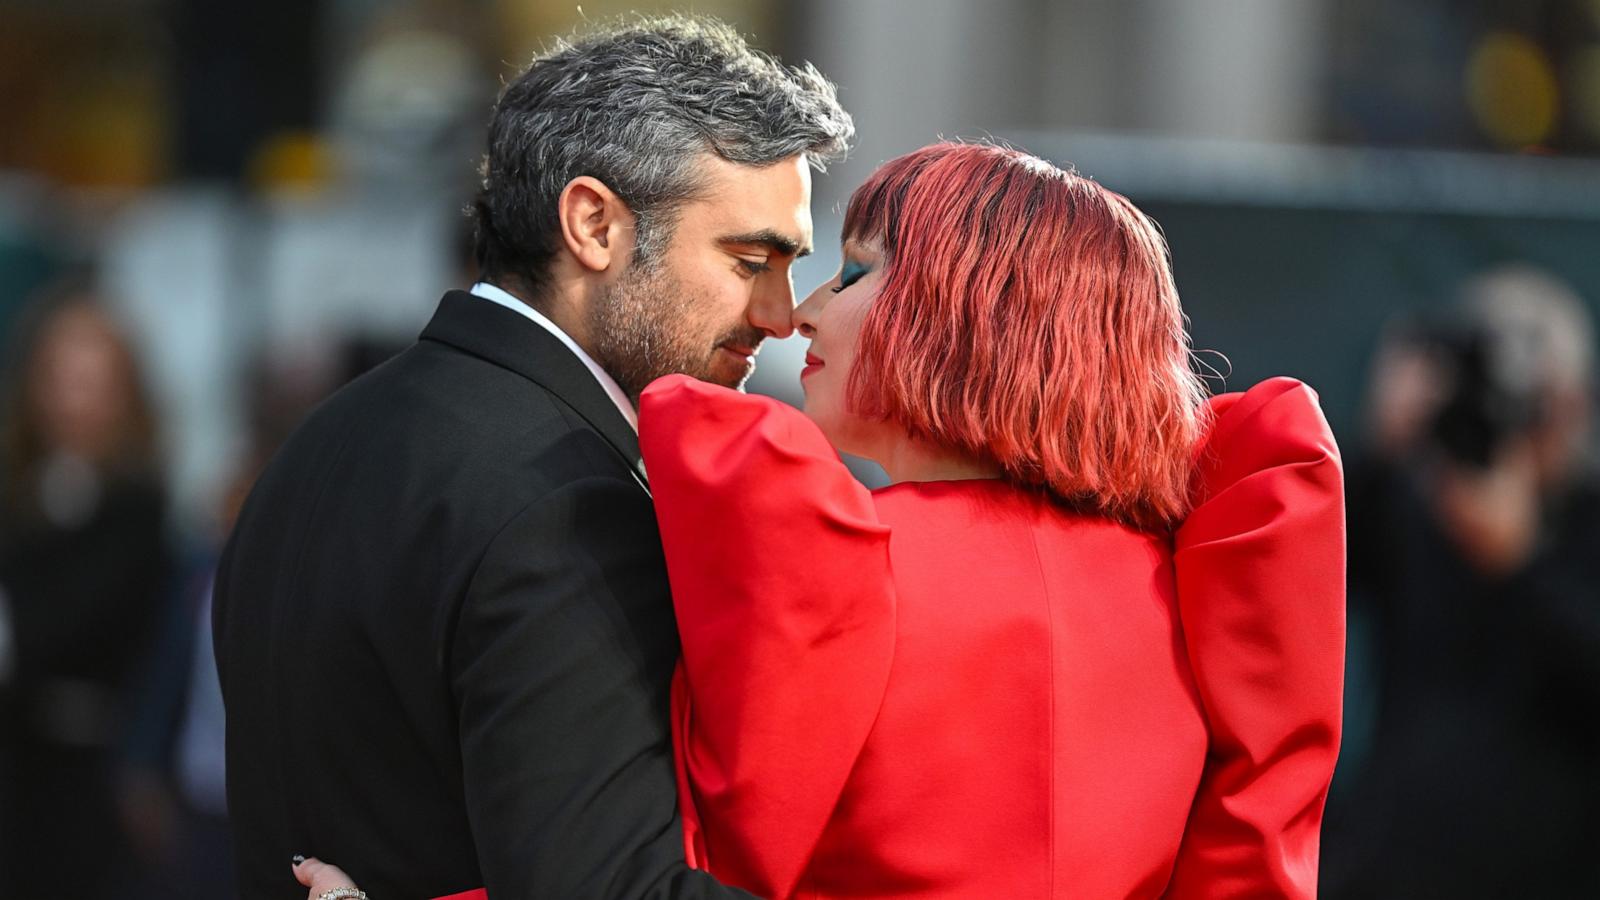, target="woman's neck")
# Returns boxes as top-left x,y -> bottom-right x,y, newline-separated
872,436 -> 1003,486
